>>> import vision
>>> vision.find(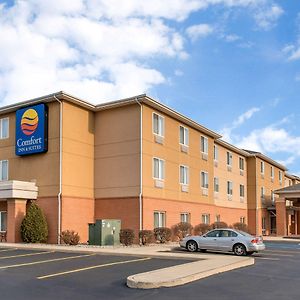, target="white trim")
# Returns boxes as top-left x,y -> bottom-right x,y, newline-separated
0,160 -> 8,181
152,112 -> 165,137
0,117 -> 9,139
179,125 -> 189,147
152,157 -> 165,181
179,165 -> 189,185
200,135 -> 208,154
